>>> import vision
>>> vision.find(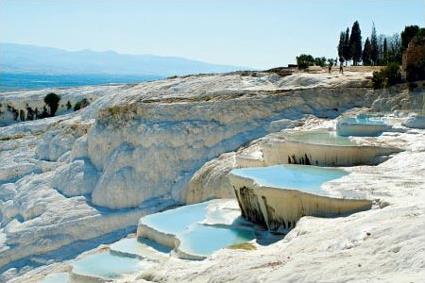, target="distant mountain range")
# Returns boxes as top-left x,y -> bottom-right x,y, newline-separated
0,43 -> 244,77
